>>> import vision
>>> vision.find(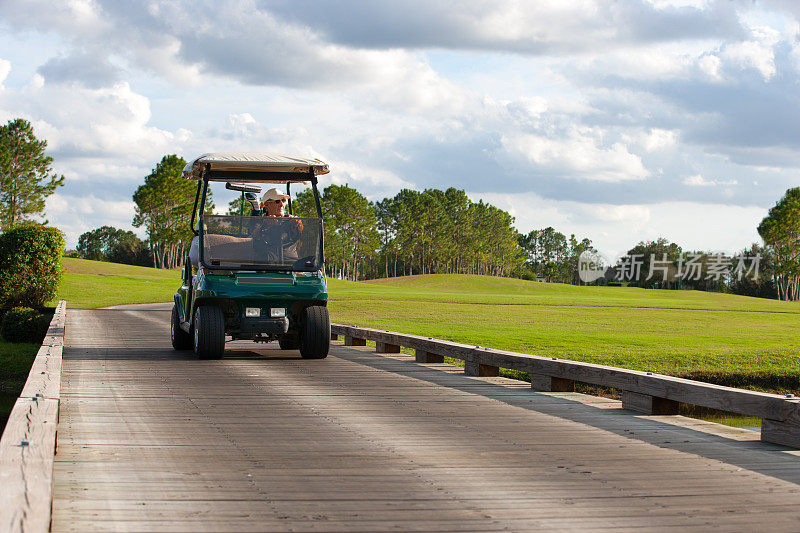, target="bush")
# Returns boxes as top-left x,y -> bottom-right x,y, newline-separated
1,307 -> 49,343
0,223 -> 64,308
